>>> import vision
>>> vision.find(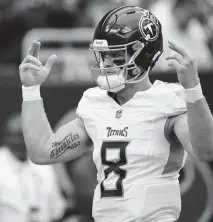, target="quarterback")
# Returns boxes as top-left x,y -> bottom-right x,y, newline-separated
19,6 -> 213,222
